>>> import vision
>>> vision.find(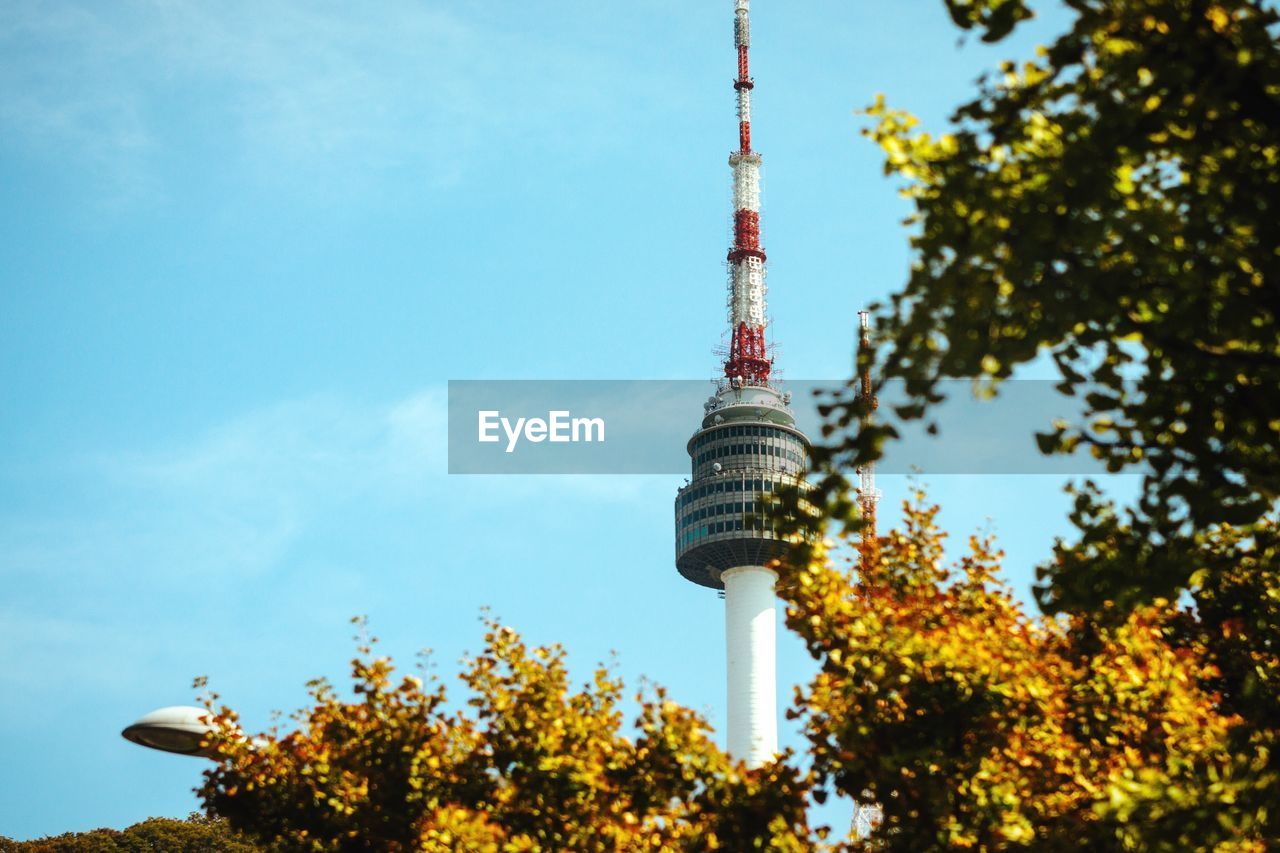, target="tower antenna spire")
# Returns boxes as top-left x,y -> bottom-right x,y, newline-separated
853,310 -> 884,838
724,0 -> 771,386
856,311 -> 881,572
